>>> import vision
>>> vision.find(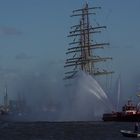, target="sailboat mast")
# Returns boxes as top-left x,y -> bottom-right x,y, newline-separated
4,86 -> 8,108
64,2 -> 114,80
